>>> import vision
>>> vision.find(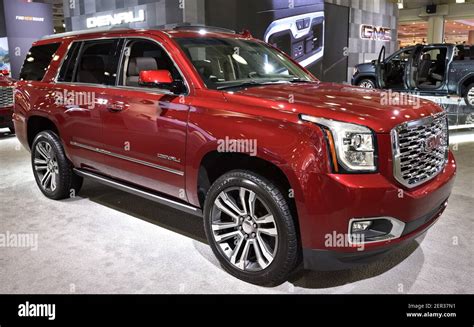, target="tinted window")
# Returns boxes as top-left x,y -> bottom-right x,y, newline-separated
175,38 -> 314,90
121,39 -> 182,88
20,43 -> 60,81
75,39 -> 121,85
57,42 -> 81,82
